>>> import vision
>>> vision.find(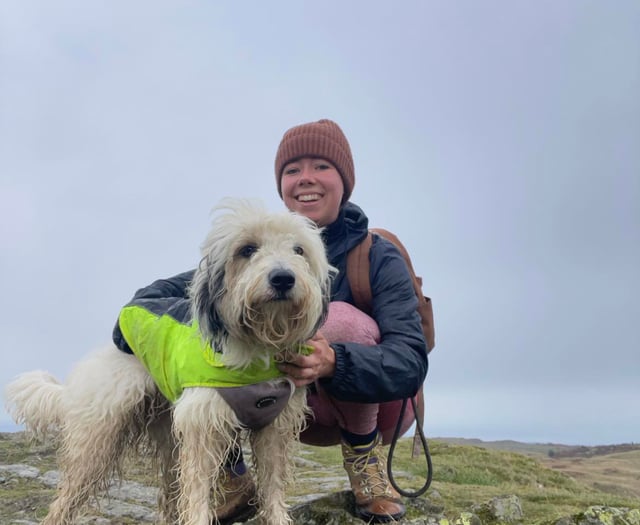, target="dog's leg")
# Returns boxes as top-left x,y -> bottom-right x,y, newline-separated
42,348 -> 156,525
147,406 -> 179,525
250,389 -> 308,525
173,389 -> 233,525
251,425 -> 291,525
